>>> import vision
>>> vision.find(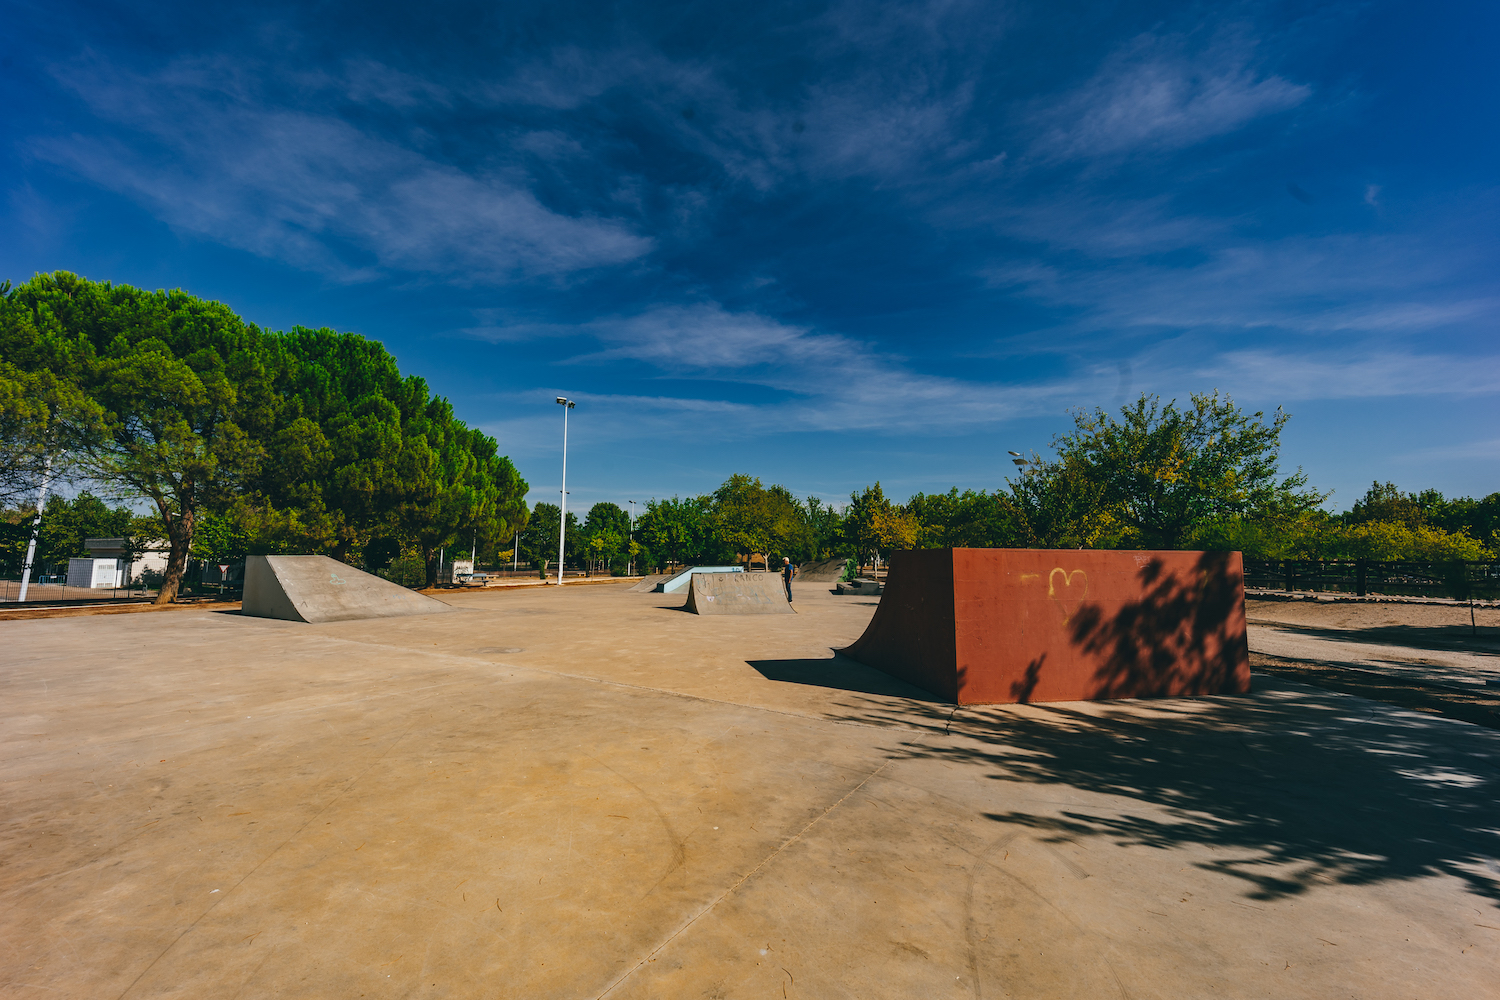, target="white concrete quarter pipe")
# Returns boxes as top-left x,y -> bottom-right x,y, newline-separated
242,555 -> 456,623
684,572 -> 796,615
